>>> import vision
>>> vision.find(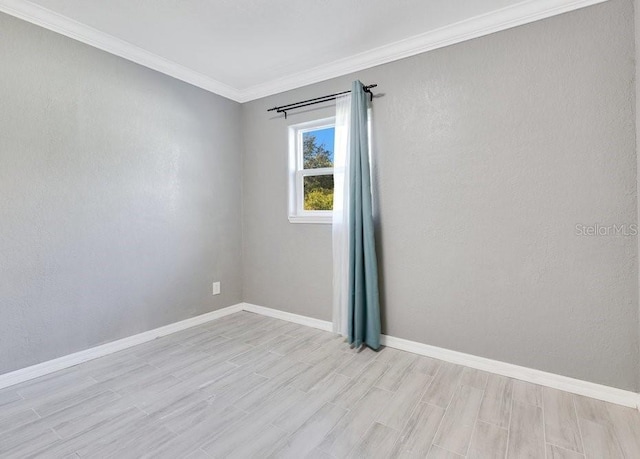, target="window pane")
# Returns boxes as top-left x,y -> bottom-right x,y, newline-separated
304,175 -> 334,210
303,127 -> 334,169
